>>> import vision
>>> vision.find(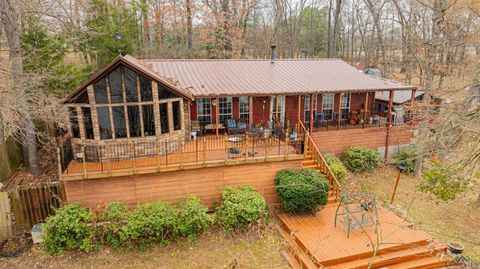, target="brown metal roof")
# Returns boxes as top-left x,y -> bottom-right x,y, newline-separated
140,58 -> 416,97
